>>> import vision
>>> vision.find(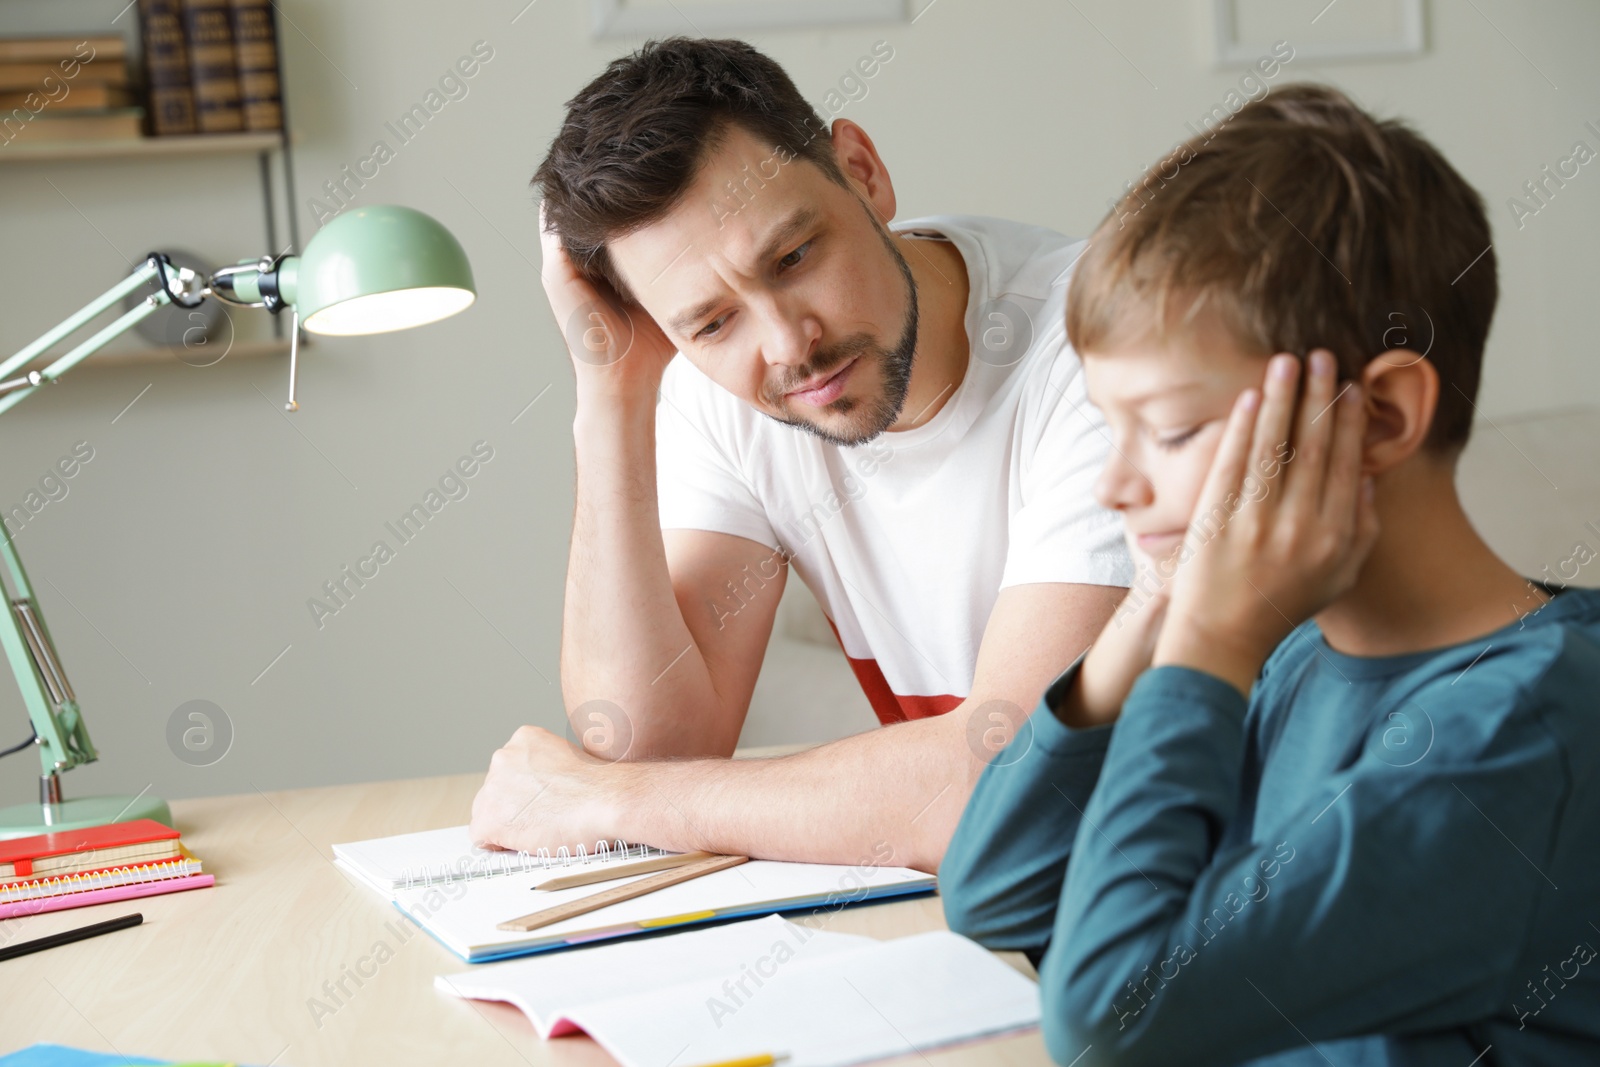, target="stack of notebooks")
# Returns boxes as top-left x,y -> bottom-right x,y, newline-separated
0,818 -> 213,919
333,825 -> 938,963
0,35 -> 142,144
